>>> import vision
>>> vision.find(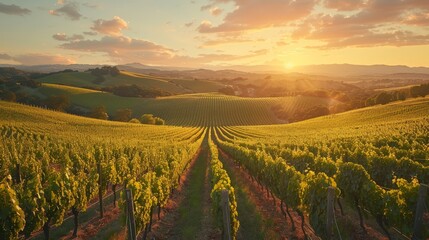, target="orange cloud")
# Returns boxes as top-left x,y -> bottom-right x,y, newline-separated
210,7 -> 223,16
311,31 -> 429,49
91,16 -> 128,36
198,0 -> 317,33
323,0 -> 368,11
201,38 -> 253,47
404,12 -> 429,26
59,34 -> 267,66
60,35 -> 175,60
290,0 -> 429,48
